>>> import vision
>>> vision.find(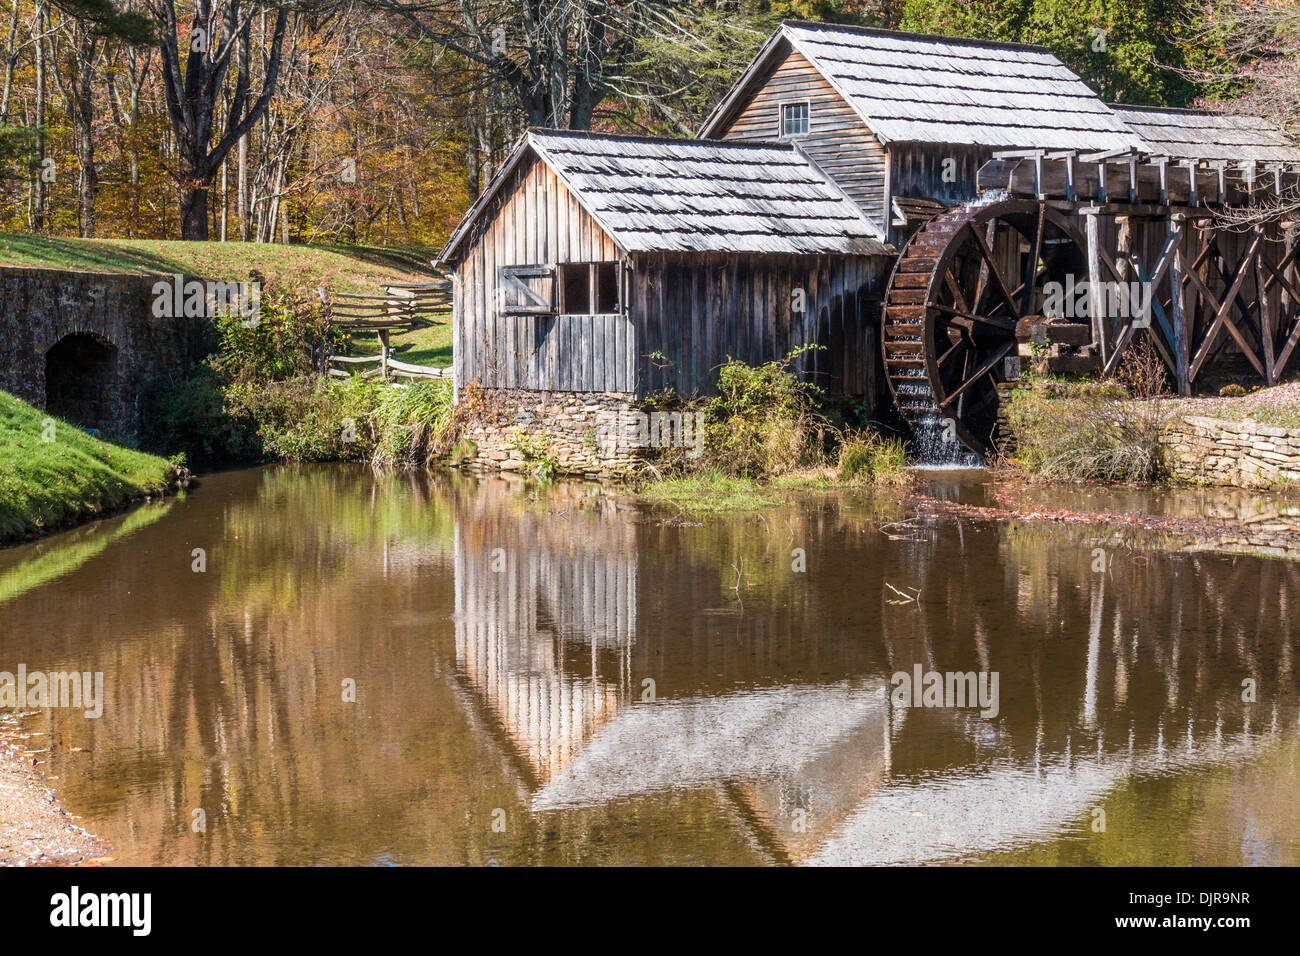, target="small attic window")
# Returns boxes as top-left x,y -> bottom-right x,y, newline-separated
780,101 -> 810,138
